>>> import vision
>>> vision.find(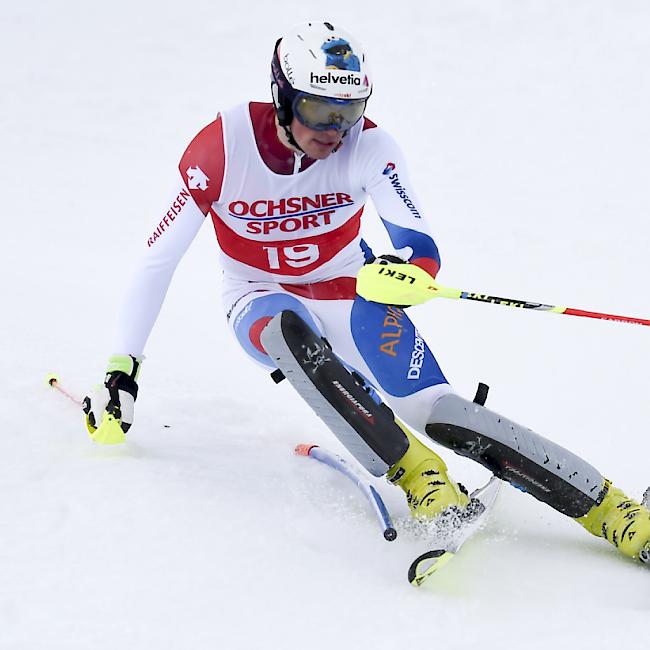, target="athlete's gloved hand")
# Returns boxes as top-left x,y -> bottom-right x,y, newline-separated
357,254 -> 437,307
367,253 -> 407,266
82,354 -> 142,445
